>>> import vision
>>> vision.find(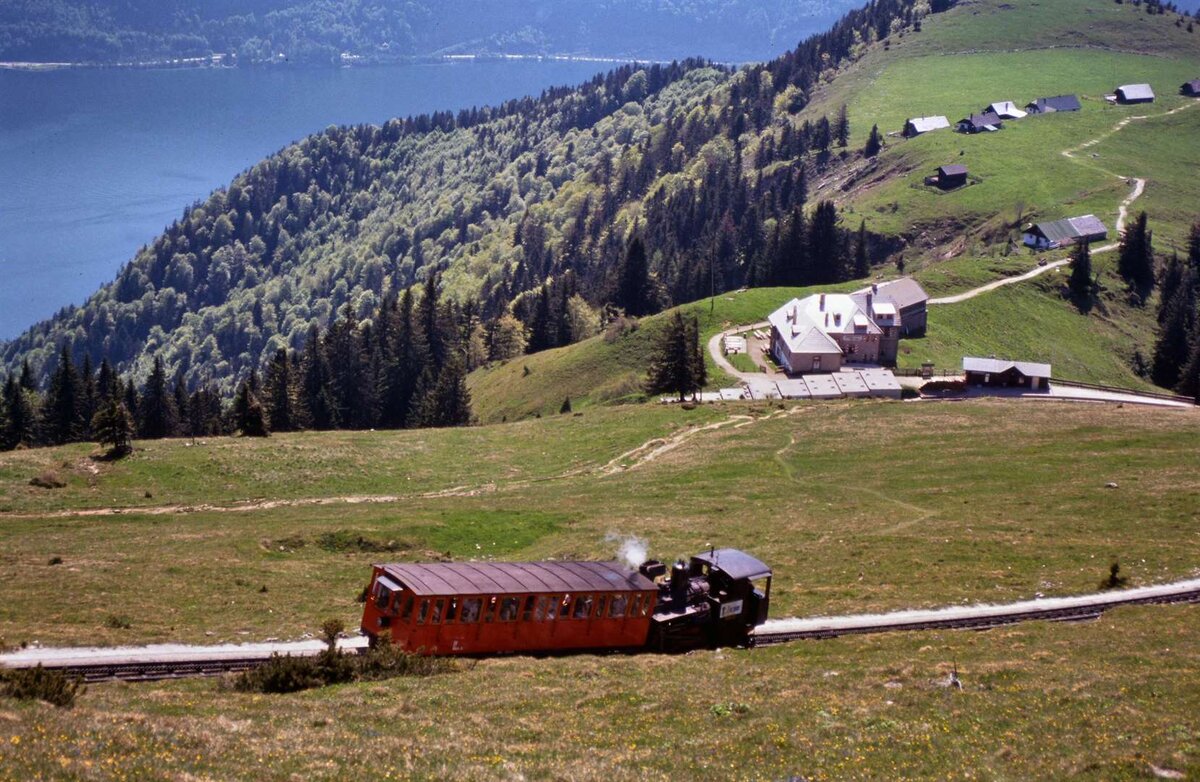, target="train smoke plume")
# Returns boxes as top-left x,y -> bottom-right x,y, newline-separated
606,533 -> 649,570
